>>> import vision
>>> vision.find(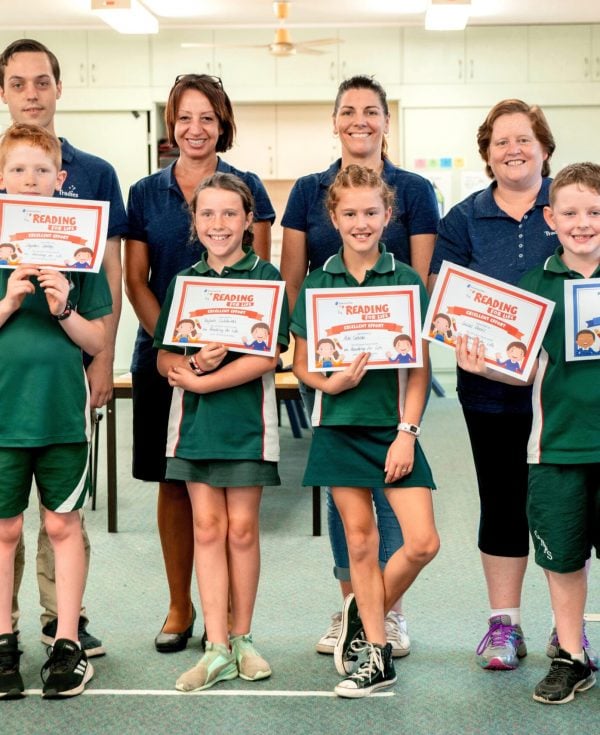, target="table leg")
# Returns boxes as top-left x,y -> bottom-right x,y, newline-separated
106,395 -> 118,533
